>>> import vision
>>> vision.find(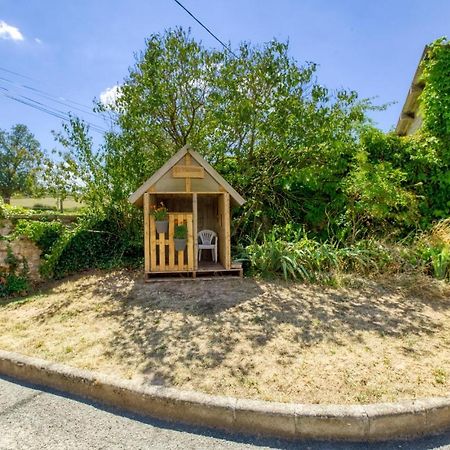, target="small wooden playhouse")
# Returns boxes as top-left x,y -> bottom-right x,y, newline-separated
129,145 -> 245,280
